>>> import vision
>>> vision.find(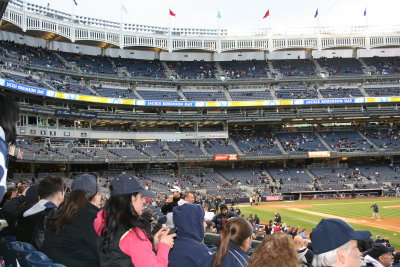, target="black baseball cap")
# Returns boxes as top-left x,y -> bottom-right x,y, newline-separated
110,173 -> 155,198
71,173 -> 99,196
366,243 -> 394,260
220,204 -> 228,211
311,218 -> 371,254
